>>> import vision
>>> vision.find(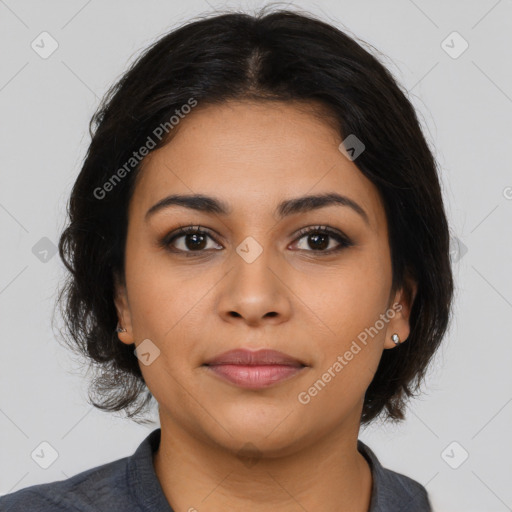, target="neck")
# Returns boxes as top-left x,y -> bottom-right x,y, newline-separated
153,410 -> 373,512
